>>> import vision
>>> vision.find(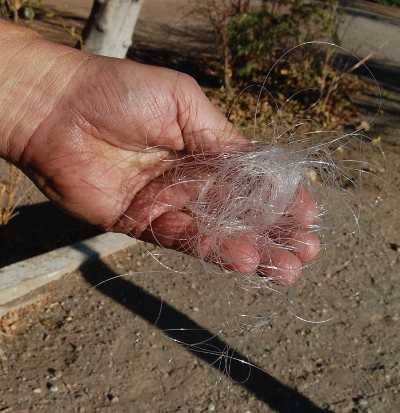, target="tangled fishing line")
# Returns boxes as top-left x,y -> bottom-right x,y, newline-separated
89,42 -> 385,375
153,144 -> 323,285
146,42 -> 382,290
